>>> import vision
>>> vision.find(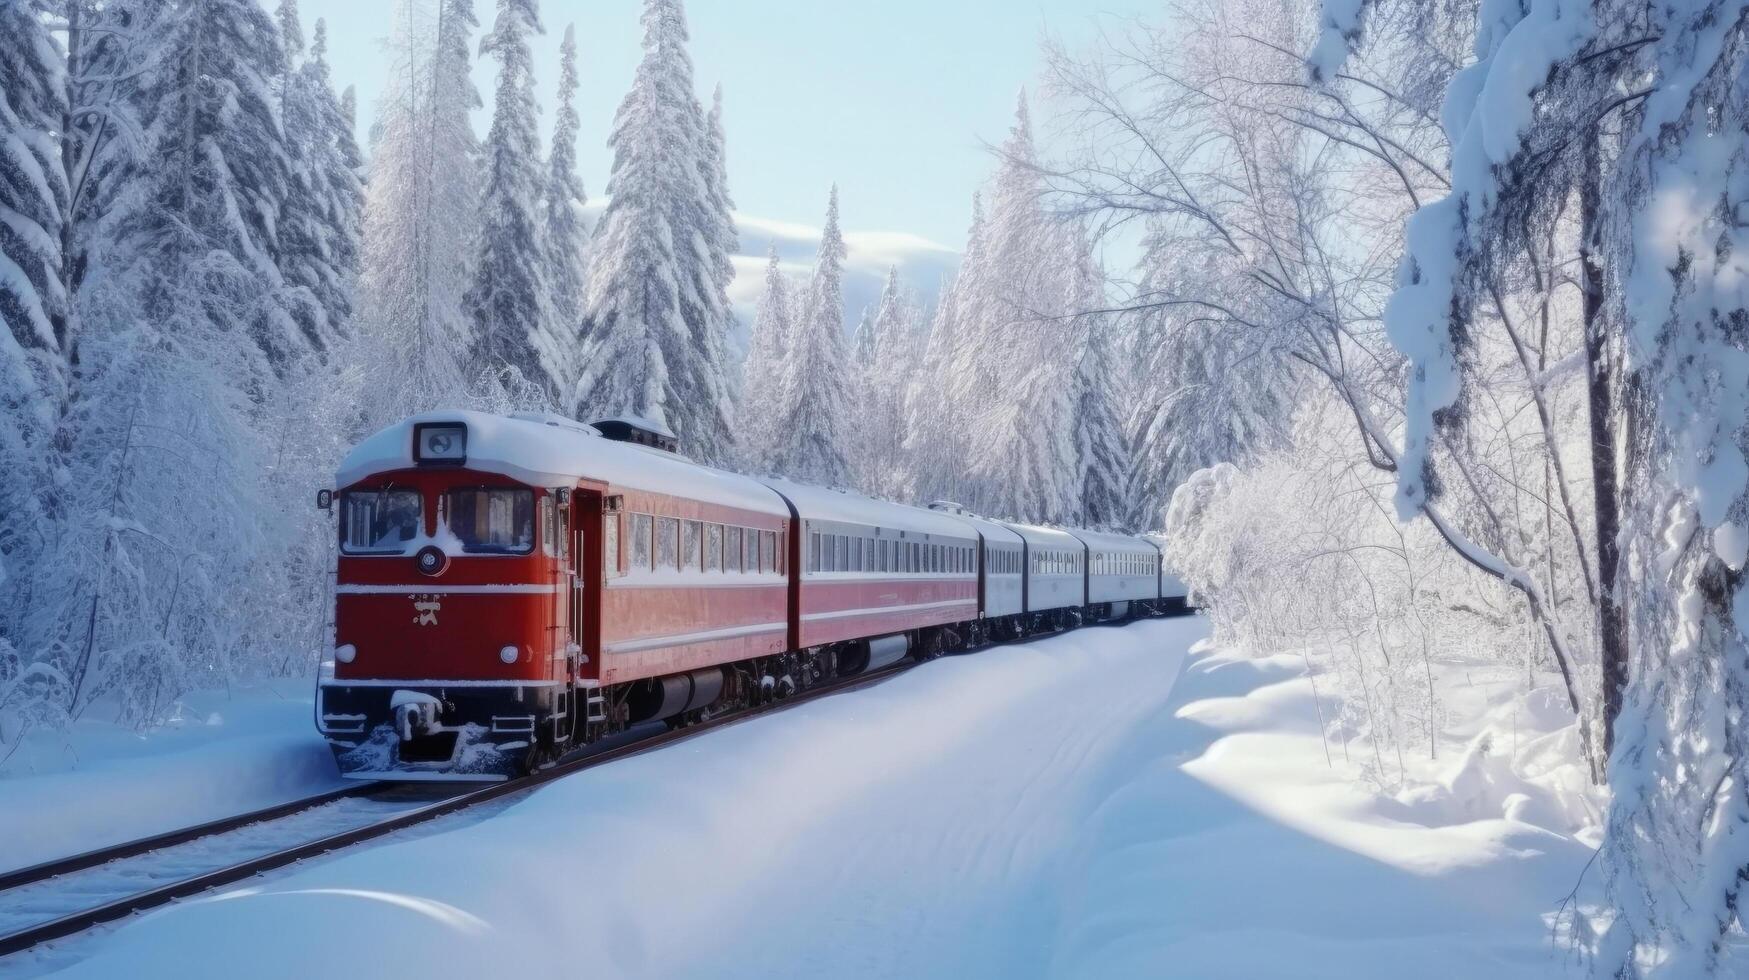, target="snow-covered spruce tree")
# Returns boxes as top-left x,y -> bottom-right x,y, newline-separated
23,0 -> 308,726
765,186 -> 853,486
1065,224 -> 1128,528
542,23 -> 588,392
463,0 -> 558,405
737,244 -> 795,470
277,12 -> 362,355
904,193 -> 984,506
849,267 -> 918,498
356,0 -> 481,421
963,92 -> 1084,524
575,0 -> 737,464
0,0 -> 70,606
